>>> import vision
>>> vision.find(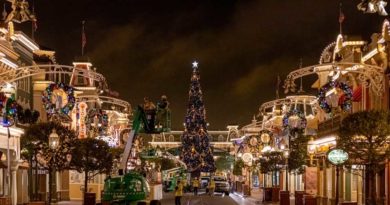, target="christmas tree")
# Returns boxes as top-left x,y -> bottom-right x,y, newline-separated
180,61 -> 216,176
